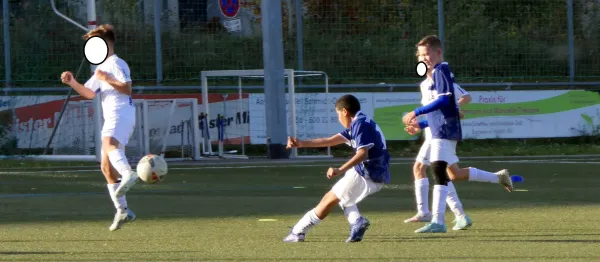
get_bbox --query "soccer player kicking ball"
[60,24,139,231]
[283,94,390,242]
[402,35,513,233]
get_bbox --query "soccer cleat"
[496,169,514,192]
[404,213,432,223]
[115,171,139,197]
[109,209,136,231]
[452,215,473,230]
[346,216,371,242]
[283,230,305,242]
[415,222,447,233]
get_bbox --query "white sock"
[414,178,430,215]
[468,168,499,183]
[107,183,127,212]
[292,209,321,234]
[445,182,465,218]
[107,149,133,177]
[431,185,448,225]
[343,205,361,224]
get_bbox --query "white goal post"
[200,69,333,159]
[0,98,202,162]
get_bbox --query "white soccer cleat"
[109,209,136,231]
[496,169,513,192]
[115,171,139,197]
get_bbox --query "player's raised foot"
[109,209,136,231]
[452,215,473,230]
[346,216,371,243]
[415,223,446,233]
[404,213,432,223]
[496,169,514,192]
[115,171,139,197]
[283,230,305,242]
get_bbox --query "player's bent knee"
[431,161,449,185]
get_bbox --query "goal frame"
[200,69,333,159]
[0,98,202,162]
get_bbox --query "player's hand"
[287,136,300,149]
[404,125,420,136]
[95,69,111,82]
[326,167,343,179]
[402,111,416,125]
[60,71,74,86]
[459,110,465,119]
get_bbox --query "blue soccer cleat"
[346,216,371,242]
[415,222,447,233]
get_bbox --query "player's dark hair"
[83,24,116,43]
[335,94,361,116]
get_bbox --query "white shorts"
[101,118,135,146]
[331,168,384,208]
[428,138,459,165]
[415,140,432,165]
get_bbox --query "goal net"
[200,69,333,159]
[0,97,202,162]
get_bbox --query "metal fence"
[1,0,600,88]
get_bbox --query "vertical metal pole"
[87,0,102,162]
[154,0,163,85]
[567,0,575,82]
[262,0,288,159]
[295,0,303,71]
[3,0,11,89]
[437,0,445,51]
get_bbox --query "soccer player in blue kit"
[283,94,390,242]
[401,35,513,233]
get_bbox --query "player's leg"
[102,119,138,197]
[415,139,455,233]
[442,163,472,230]
[284,190,339,242]
[447,164,513,192]
[404,160,432,223]
[102,149,136,231]
[337,170,383,242]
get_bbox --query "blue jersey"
[416,62,462,141]
[339,111,391,183]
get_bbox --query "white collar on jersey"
[351,111,365,122]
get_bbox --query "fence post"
[3,0,11,90]
[567,0,575,83]
[437,0,445,51]
[296,0,303,71]
[154,0,163,86]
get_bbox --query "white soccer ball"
[136,154,168,184]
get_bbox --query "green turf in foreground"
[1,160,600,261]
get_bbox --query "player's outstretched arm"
[61,71,96,99]
[287,134,346,149]
[95,70,132,95]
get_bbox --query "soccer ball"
[136,154,168,184]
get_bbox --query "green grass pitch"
[1,157,600,261]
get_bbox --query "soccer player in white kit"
[60,24,139,231]
[403,35,513,233]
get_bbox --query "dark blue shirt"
[339,111,391,183]
[415,62,462,141]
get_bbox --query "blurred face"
[336,108,352,128]
[417,45,442,74]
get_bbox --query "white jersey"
[84,54,135,121]
[418,77,468,141]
